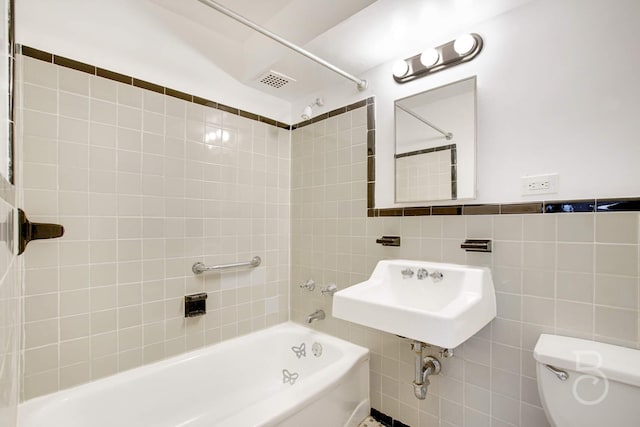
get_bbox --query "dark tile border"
[134,78,164,95]
[365,198,640,217]
[503,202,544,215]
[17,45,290,130]
[597,198,640,212]
[54,55,95,75]
[394,143,456,159]
[291,96,375,130]
[20,45,50,62]
[464,204,500,215]
[22,44,640,218]
[544,200,595,213]
[366,97,376,210]
[370,408,410,427]
[97,67,132,85]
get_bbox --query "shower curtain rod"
[196,0,368,91]
[396,104,453,140]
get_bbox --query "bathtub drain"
[312,342,323,357]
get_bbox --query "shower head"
[301,106,313,121]
[301,97,324,120]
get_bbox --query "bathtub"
[18,322,370,427]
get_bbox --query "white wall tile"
[59,67,89,95]
[23,83,57,113]
[90,76,117,102]
[59,117,89,144]
[20,57,289,400]
[60,92,89,120]
[595,244,638,276]
[23,56,58,87]
[90,123,116,148]
[90,99,117,125]
[596,213,639,244]
[557,214,594,242]
[595,306,638,342]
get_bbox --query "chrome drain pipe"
[411,341,442,400]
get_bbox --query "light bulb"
[453,34,476,55]
[419,48,439,67]
[392,60,409,78]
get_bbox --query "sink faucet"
[307,309,325,323]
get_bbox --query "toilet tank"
[534,334,640,427]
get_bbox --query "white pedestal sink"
[332,260,496,348]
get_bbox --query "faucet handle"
[321,283,338,296]
[299,279,315,291]
[416,268,429,280]
[429,271,444,282]
[401,268,414,279]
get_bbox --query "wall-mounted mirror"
[394,76,476,203]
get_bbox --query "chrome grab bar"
[544,364,569,381]
[192,256,261,274]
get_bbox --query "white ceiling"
[150,0,537,102]
[151,0,295,42]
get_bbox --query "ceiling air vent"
[257,70,296,89]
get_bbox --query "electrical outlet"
[521,173,558,195]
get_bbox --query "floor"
[358,416,385,427]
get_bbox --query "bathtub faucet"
[307,309,325,323]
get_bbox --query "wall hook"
[18,209,64,255]
[460,239,492,252]
[376,236,401,247]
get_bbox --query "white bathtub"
[18,322,370,427]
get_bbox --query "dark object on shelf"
[185,293,208,317]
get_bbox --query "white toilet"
[534,334,640,426]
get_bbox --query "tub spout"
[307,309,325,323]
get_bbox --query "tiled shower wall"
[19,54,290,400]
[291,112,640,427]
[0,200,19,426]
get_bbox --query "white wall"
[15,0,293,123]
[294,0,640,207]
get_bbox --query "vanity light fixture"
[393,33,483,84]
